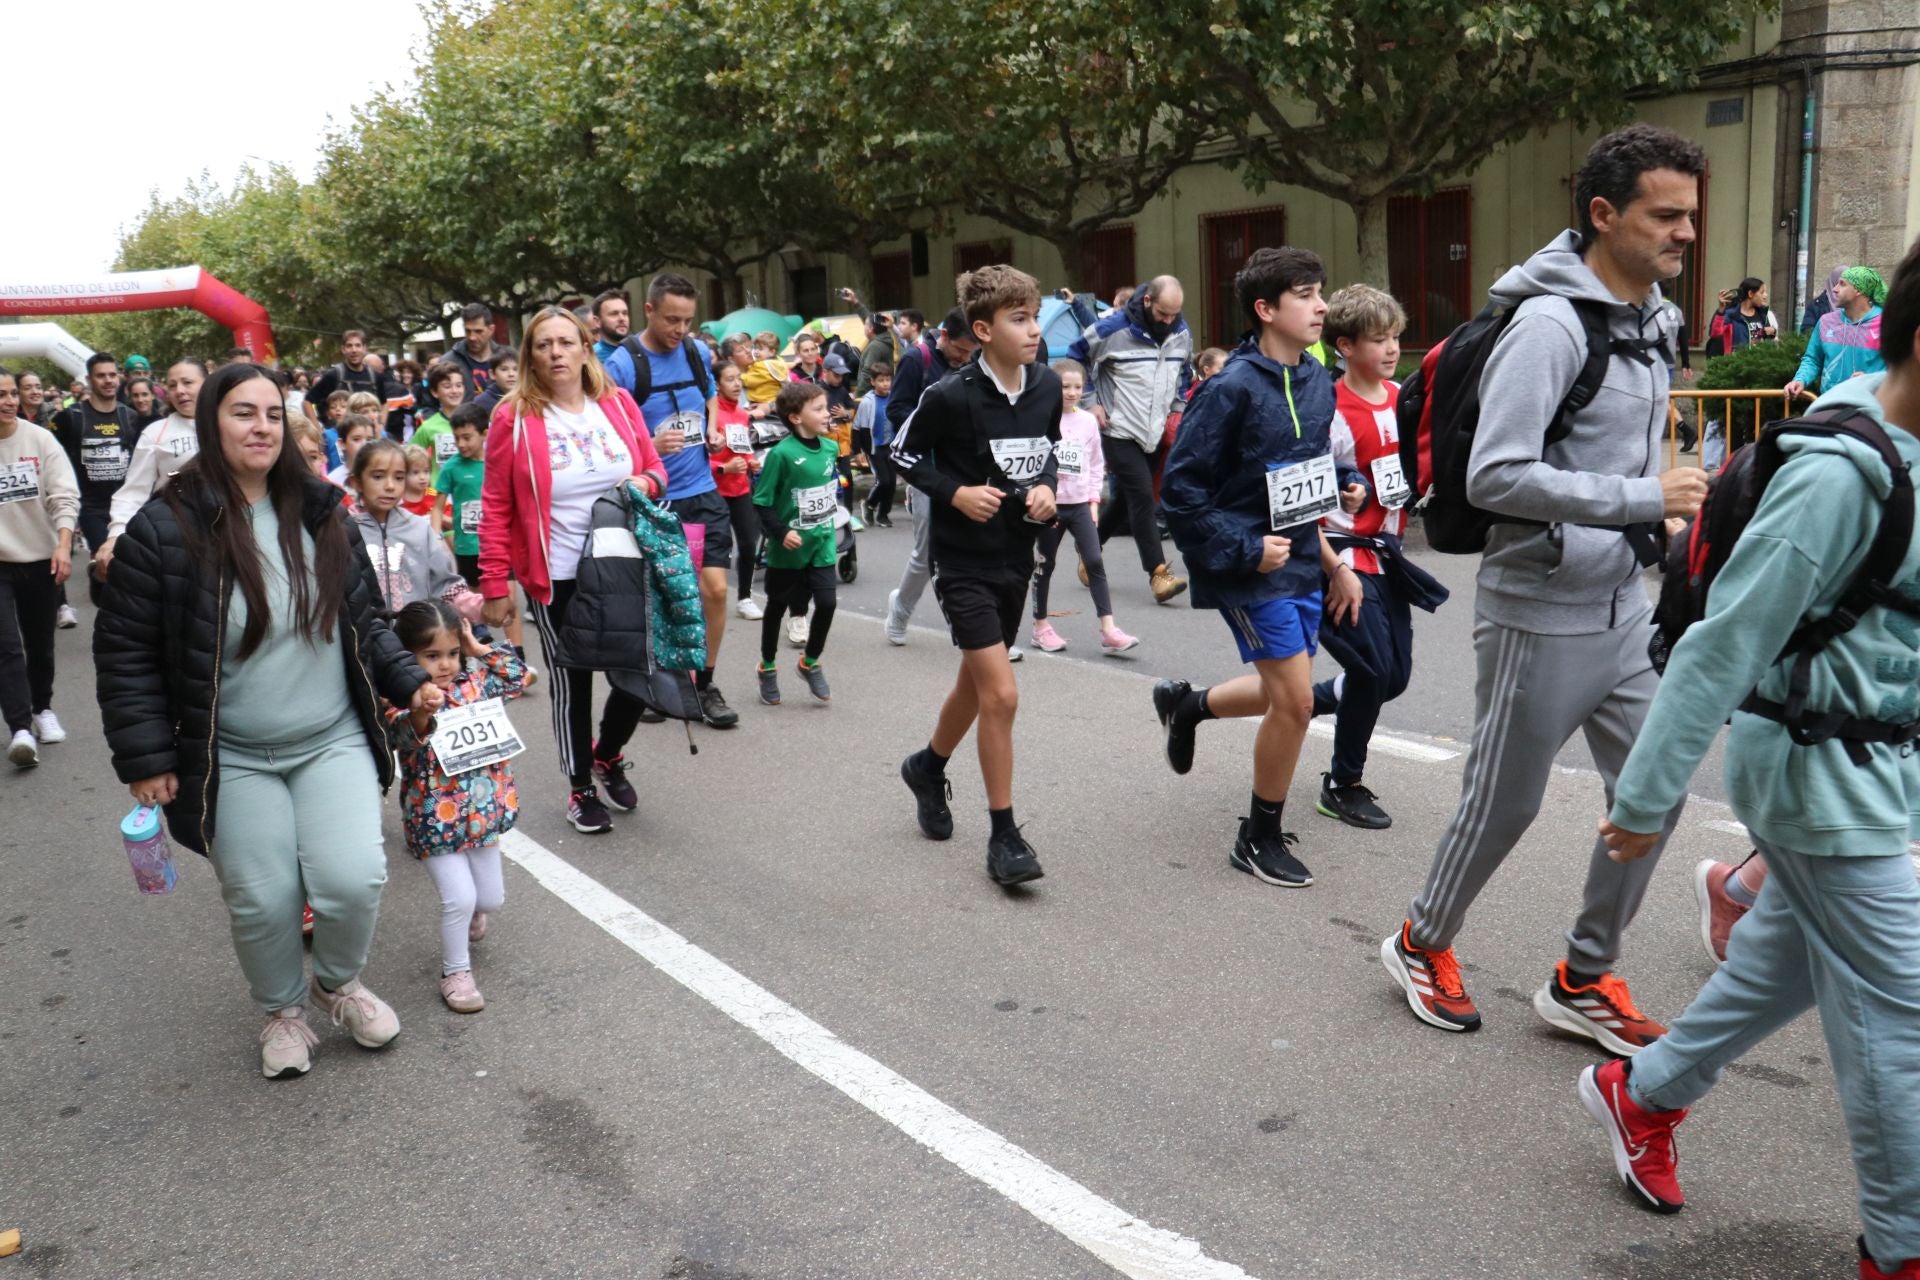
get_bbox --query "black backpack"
[1650,408,1920,764]
[621,334,712,405]
[1397,297,1667,555]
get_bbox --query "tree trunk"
[844,233,876,308]
[1051,232,1091,294]
[1350,195,1391,289]
[722,273,745,313]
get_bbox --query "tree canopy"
[69,0,1768,365]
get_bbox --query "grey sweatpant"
[1407,612,1685,974]
[890,486,934,623]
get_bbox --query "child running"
[347,439,478,616]
[1311,284,1446,830]
[387,600,526,1013]
[892,264,1061,887]
[1153,246,1364,888]
[751,382,839,705]
[1029,360,1137,655]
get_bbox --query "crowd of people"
[4,120,1919,1279]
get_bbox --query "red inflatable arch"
[0,267,276,362]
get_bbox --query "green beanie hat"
[1842,266,1887,306]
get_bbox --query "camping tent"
[1040,296,1112,361]
[701,307,803,346]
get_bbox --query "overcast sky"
[2,0,430,278]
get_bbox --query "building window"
[789,265,829,321]
[872,251,913,309]
[954,239,1013,276]
[1082,225,1137,306]
[1388,187,1473,348]
[1202,206,1287,347]
[707,277,727,321]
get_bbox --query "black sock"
[1249,793,1282,839]
[1564,966,1606,990]
[989,806,1016,836]
[913,745,949,776]
[1175,686,1215,726]
[697,666,714,690]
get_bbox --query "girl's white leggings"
[422,844,505,976]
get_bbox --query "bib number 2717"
[1265,454,1337,531]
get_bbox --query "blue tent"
[1040,296,1110,361]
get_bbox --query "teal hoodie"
[1611,373,1920,855]
[1791,303,1884,392]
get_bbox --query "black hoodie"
[889,359,1063,573]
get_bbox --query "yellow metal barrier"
[1664,387,1814,469]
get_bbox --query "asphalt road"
[0,514,1863,1280]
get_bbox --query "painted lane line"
[498,830,1259,1280]
[1702,818,1920,873]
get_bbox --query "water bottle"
[121,806,177,896]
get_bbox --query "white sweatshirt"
[108,414,200,539]
[0,421,80,562]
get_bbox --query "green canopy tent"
[701,306,804,345]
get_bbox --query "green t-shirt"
[752,433,838,570]
[410,413,459,470]
[435,453,487,556]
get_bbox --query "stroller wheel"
[839,553,858,584]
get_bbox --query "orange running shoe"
[1381,920,1481,1032]
[1535,961,1667,1057]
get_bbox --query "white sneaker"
[31,710,66,744]
[7,729,37,768]
[309,976,400,1049]
[55,604,78,630]
[736,596,765,621]
[885,589,908,646]
[1008,644,1025,663]
[259,1007,319,1079]
[787,615,809,648]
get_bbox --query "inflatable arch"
[0,322,95,380]
[0,267,275,362]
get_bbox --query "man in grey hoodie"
[1381,125,1711,1053]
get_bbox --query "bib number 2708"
[1265,455,1337,531]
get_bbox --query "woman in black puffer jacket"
[95,363,443,1081]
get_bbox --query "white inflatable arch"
[0,322,95,379]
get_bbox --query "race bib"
[657,411,703,442]
[434,432,458,463]
[989,437,1052,484]
[458,500,483,534]
[1056,443,1086,477]
[1265,454,1338,531]
[793,482,837,530]
[724,422,754,454]
[1370,453,1411,510]
[0,461,40,505]
[82,442,129,484]
[430,698,525,777]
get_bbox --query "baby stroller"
[835,504,858,583]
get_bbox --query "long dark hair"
[393,599,462,652]
[1733,277,1766,309]
[168,362,353,660]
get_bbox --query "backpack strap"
[1547,300,1668,444]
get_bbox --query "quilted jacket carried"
[93,469,430,856]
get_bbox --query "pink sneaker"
[1030,621,1067,652]
[1693,859,1750,964]
[468,911,489,943]
[440,970,485,1014]
[1100,626,1139,655]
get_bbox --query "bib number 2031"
[1265,454,1338,531]
[430,698,526,776]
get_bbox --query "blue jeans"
[1629,838,1920,1269]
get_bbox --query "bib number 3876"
[430,698,525,776]
[1265,454,1338,531]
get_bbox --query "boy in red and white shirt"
[1313,284,1446,831]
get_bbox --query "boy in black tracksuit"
[892,264,1062,887]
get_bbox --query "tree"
[1188,0,1768,285]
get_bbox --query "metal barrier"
[1664,387,1813,469]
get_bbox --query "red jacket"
[479,388,667,604]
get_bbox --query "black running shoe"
[1152,678,1197,775]
[900,754,954,840]
[987,826,1045,886]
[1229,819,1313,887]
[699,684,740,728]
[568,787,613,834]
[592,752,638,812]
[1316,774,1391,829]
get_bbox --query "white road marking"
[499,830,1259,1280]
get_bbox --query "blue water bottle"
[121,806,177,896]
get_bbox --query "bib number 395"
[430,698,525,776]
[1265,454,1338,531]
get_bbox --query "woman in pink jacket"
[479,307,666,835]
